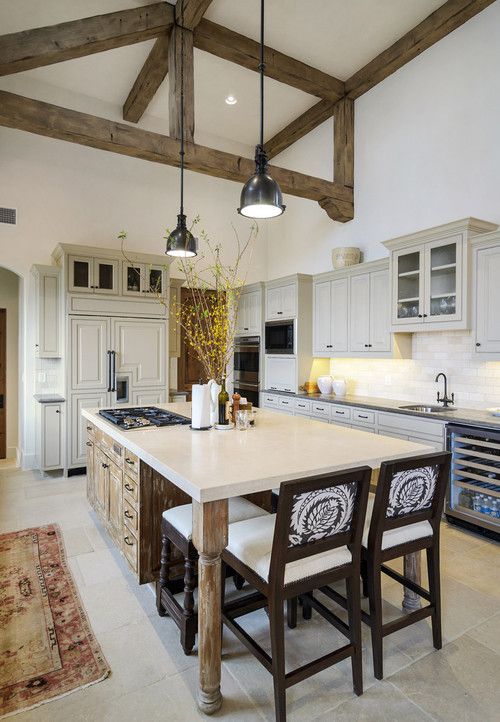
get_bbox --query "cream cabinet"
[265,356,297,393]
[169,279,183,357]
[266,281,297,320]
[349,269,391,353]
[122,262,165,297]
[473,233,500,356]
[236,285,262,335]
[384,218,497,332]
[32,265,61,358]
[68,255,119,295]
[313,278,348,355]
[36,402,63,471]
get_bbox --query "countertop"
[261,390,500,430]
[82,402,433,503]
[33,394,66,403]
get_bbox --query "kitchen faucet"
[435,372,454,408]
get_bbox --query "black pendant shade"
[166,0,198,258]
[238,0,285,219]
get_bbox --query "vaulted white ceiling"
[0,0,445,151]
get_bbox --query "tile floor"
[1,463,500,721]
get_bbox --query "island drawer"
[123,450,139,482]
[293,399,312,415]
[123,530,138,572]
[123,476,139,506]
[98,430,124,465]
[85,422,96,438]
[352,408,376,426]
[330,405,352,423]
[123,498,139,534]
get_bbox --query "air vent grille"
[0,207,16,225]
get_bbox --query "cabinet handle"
[423,314,428,318]
[335,411,345,415]
[326,344,333,348]
[124,510,133,519]
[55,409,60,413]
[476,342,481,347]
[298,404,305,408]
[358,414,369,419]
[86,441,93,447]
[364,344,369,348]
[418,314,423,318]
[244,327,249,331]
[86,426,92,431]
[102,463,109,469]
[125,458,135,465]
[277,311,283,315]
[123,536,134,546]
[124,483,134,492]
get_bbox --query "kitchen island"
[82,402,433,715]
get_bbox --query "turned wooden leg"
[181,553,197,655]
[402,551,422,612]
[192,499,229,715]
[156,532,171,617]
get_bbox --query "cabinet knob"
[476,342,481,347]
[423,313,428,318]
[102,462,109,469]
[124,483,134,492]
[125,458,134,465]
[277,311,283,315]
[364,344,369,348]
[86,441,93,447]
[418,314,423,318]
[123,536,134,547]
[124,510,133,519]
[55,409,60,413]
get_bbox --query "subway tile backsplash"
[329,331,500,409]
[35,357,63,395]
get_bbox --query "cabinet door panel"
[71,392,109,467]
[245,290,261,334]
[43,404,62,469]
[112,319,166,388]
[424,237,462,322]
[280,283,297,318]
[94,448,108,517]
[266,287,282,320]
[331,278,349,353]
[476,246,500,353]
[313,281,331,354]
[37,270,61,358]
[265,356,296,393]
[392,247,424,325]
[107,460,123,542]
[94,258,119,295]
[86,437,95,505]
[71,317,110,391]
[132,388,168,405]
[236,293,248,334]
[68,256,93,293]
[369,269,391,352]
[349,274,370,352]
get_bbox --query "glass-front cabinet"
[122,263,165,296]
[68,255,119,295]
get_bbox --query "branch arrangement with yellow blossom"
[118,218,257,384]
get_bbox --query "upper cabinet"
[313,260,409,359]
[123,262,165,297]
[266,278,298,320]
[384,218,497,333]
[32,265,61,358]
[472,231,500,357]
[236,284,263,336]
[68,255,119,295]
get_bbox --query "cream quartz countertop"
[82,402,434,503]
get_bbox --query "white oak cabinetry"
[383,218,497,333]
[35,402,63,471]
[32,265,62,358]
[472,231,500,357]
[236,283,263,335]
[313,260,410,359]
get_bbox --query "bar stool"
[222,466,371,722]
[321,451,450,680]
[156,497,269,655]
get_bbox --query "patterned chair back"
[367,451,451,551]
[269,466,371,588]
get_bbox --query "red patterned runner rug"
[0,524,110,718]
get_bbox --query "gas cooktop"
[99,406,191,430]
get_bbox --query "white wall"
[0,268,20,458]
[267,2,500,279]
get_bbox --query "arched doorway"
[0,266,20,463]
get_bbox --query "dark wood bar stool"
[322,451,450,680]
[156,497,269,655]
[221,466,371,722]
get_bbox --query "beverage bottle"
[218,377,229,425]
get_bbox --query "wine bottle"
[218,377,229,425]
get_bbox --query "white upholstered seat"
[163,497,269,541]
[362,495,433,550]
[226,514,351,585]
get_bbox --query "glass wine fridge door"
[446,424,500,536]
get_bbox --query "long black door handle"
[107,350,112,392]
[0,394,3,409]
[111,351,116,392]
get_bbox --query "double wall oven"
[233,336,260,407]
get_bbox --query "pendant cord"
[180,0,185,217]
[259,0,265,149]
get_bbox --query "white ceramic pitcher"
[209,379,221,426]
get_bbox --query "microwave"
[265,320,295,354]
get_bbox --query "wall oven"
[265,320,294,354]
[233,335,260,407]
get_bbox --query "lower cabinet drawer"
[311,402,331,419]
[352,408,376,426]
[123,450,139,482]
[98,430,124,465]
[122,530,138,572]
[330,405,351,423]
[293,399,311,415]
[278,397,293,411]
[123,498,139,534]
[262,394,279,407]
[123,476,139,505]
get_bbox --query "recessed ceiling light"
[225,95,237,105]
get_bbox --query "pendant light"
[166,0,197,257]
[238,0,285,219]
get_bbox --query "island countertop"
[82,402,433,503]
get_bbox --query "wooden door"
[331,278,349,353]
[93,258,119,295]
[107,460,123,542]
[392,246,425,325]
[68,255,93,293]
[235,293,248,335]
[0,309,5,459]
[476,245,500,353]
[313,281,331,354]
[280,283,297,318]
[266,286,282,320]
[424,236,462,323]
[94,447,108,517]
[177,288,209,397]
[369,269,391,352]
[42,404,62,469]
[246,290,262,334]
[112,318,166,388]
[349,273,370,352]
[86,436,95,506]
[71,316,110,391]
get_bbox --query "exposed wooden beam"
[345,0,496,99]
[178,1,215,31]
[193,19,345,102]
[333,98,354,189]
[0,90,353,222]
[264,99,336,160]
[168,26,195,142]
[0,3,173,77]
[123,35,170,123]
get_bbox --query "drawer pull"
[102,462,109,469]
[124,536,134,546]
[335,411,345,415]
[86,426,92,431]
[124,483,134,492]
[298,404,305,408]
[358,414,369,419]
[86,441,93,447]
[124,510,134,519]
[125,458,135,465]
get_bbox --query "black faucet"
[435,372,454,408]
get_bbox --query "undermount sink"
[399,404,456,413]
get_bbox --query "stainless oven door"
[234,337,260,385]
[233,381,260,408]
